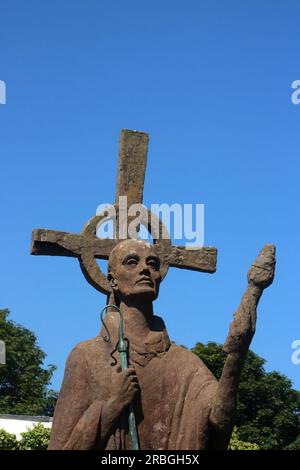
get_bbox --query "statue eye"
[126,257,138,265]
[148,259,159,270]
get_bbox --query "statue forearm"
[208,284,261,449]
[100,397,127,447]
[208,351,245,449]
[62,400,103,450]
[222,284,262,355]
[208,245,276,449]
[62,398,126,450]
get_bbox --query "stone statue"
[47,239,275,450]
[30,130,276,449]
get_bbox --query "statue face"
[108,240,161,302]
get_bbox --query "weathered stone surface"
[31,229,118,258]
[48,239,276,450]
[48,240,219,450]
[223,244,276,355]
[30,130,276,451]
[247,244,276,288]
[116,129,149,207]
[165,245,217,273]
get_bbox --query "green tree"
[0,428,18,450]
[41,389,58,417]
[18,423,51,450]
[0,309,57,416]
[284,434,300,450]
[192,342,300,450]
[0,424,51,450]
[228,427,259,450]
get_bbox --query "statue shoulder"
[66,336,105,365]
[169,343,217,378]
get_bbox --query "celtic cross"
[31,130,217,298]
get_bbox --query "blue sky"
[1,0,299,391]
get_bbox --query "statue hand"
[223,244,276,355]
[247,244,276,289]
[110,366,139,410]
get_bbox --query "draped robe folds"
[48,316,218,450]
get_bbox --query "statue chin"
[118,289,159,305]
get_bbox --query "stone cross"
[30,129,217,297]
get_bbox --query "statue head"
[107,239,161,304]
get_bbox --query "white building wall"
[0,416,52,441]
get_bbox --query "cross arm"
[116,129,149,207]
[30,229,117,259]
[160,245,217,273]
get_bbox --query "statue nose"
[139,262,150,274]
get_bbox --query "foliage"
[228,427,259,450]
[0,424,51,450]
[18,423,51,450]
[284,434,300,450]
[192,342,300,450]
[0,308,57,415]
[0,428,19,450]
[41,389,59,417]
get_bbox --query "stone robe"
[48,316,217,450]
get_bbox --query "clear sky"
[1,0,299,391]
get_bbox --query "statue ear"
[108,272,118,289]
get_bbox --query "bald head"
[108,239,157,272]
[107,239,161,303]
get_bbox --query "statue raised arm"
[208,244,276,449]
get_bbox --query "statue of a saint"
[48,239,275,450]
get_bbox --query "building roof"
[0,414,52,422]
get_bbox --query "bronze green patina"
[100,304,139,451]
